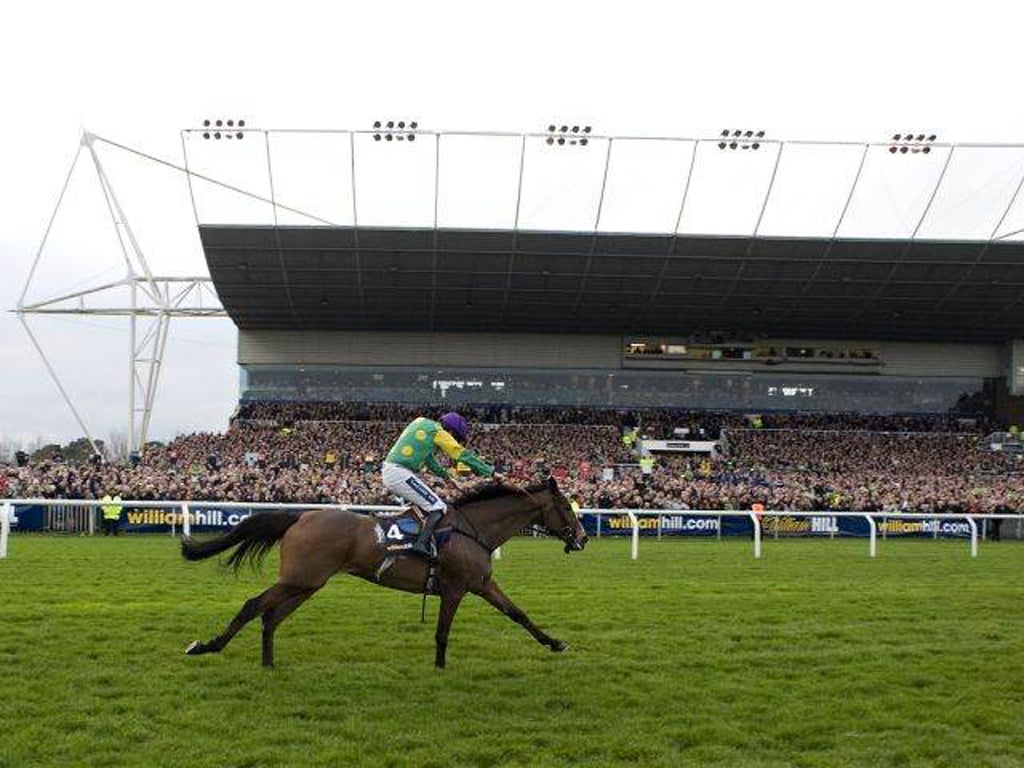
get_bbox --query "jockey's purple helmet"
[439,412,469,442]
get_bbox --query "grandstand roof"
[203,225,1024,343]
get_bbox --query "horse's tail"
[181,510,303,571]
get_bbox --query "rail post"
[750,512,762,559]
[626,511,639,560]
[0,503,16,559]
[864,514,877,558]
[181,501,191,538]
[966,516,978,558]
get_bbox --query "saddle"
[370,508,452,583]
[371,508,429,555]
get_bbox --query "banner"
[582,513,752,538]
[581,513,973,538]
[119,505,256,533]
[8,504,258,533]
[8,504,977,539]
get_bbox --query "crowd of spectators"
[2,402,1019,515]
[235,400,985,439]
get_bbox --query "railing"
[1,499,1019,561]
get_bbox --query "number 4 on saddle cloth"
[370,509,454,577]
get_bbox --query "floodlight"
[888,132,937,156]
[203,132,210,140]
[408,134,415,142]
[236,132,243,140]
[216,120,223,127]
[546,122,593,148]
[374,119,420,143]
[227,120,234,127]
[214,132,221,139]
[238,120,245,127]
[203,119,211,127]
[719,129,766,150]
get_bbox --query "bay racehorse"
[181,477,588,668]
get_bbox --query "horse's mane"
[452,480,549,508]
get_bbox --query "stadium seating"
[3,402,1021,513]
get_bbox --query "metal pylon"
[16,131,226,456]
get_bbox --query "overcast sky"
[3,0,1024,447]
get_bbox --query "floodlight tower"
[16,131,226,456]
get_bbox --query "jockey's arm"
[434,428,495,478]
[424,453,452,480]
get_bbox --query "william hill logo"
[763,516,838,534]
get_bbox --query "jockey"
[381,412,497,559]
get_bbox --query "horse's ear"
[547,475,558,492]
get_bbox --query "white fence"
[1,498,1020,561]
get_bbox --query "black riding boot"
[410,510,444,560]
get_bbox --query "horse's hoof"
[550,640,568,653]
[184,640,203,655]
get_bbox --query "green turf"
[1,534,1022,767]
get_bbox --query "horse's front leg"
[477,579,567,652]
[434,586,466,669]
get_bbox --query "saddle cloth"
[371,507,425,554]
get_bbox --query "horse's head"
[537,476,588,553]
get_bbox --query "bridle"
[450,481,581,553]
[510,483,582,551]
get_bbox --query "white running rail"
[0,499,1016,561]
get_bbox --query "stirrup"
[409,540,437,562]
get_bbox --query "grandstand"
[7,125,1024,527]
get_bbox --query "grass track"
[1,534,1023,767]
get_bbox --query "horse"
[181,477,588,668]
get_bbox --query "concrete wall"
[238,330,622,369]
[239,329,1004,379]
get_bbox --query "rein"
[449,481,546,554]
[448,509,494,553]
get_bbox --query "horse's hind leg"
[261,585,317,668]
[477,579,567,652]
[185,583,293,657]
